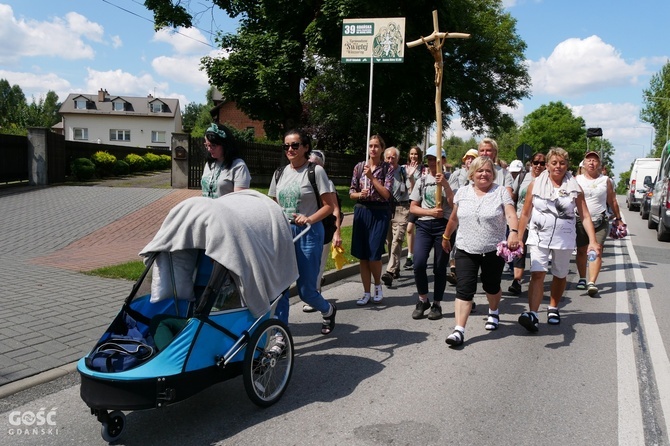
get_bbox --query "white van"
[627,157,661,211]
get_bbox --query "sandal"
[321,304,337,335]
[547,308,561,325]
[445,329,464,346]
[485,313,499,331]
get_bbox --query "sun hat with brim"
[461,148,479,162]
[584,151,600,159]
[425,145,446,159]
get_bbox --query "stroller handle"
[293,223,311,242]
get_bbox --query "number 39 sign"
[341,18,406,63]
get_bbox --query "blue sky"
[1,0,668,181]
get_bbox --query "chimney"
[98,88,106,102]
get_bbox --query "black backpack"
[274,162,343,244]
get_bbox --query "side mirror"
[644,175,653,187]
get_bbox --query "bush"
[159,154,171,169]
[113,159,130,176]
[143,153,162,171]
[70,158,96,181]
[124,153,146,172]
[91,151,117,177]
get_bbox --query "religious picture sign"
[341,18,406,63]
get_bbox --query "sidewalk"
[0,178,363,393]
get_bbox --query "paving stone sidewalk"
[0,184,199,387]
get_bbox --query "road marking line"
[622,235,670,441]
[614,242,644,445]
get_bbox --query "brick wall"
[216,102,266,138]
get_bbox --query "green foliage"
[616,170,631,195]
[124,153,147,172]
[70,158,96,181]
[113,159,130,176]
[91,151,117,177]
[640,61,670,154]
[150,0,531,151]
[159,154,172,169]
[0,79,28,132]
[143,152,162,171]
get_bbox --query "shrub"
[70,158,96,181]
[159,154,171,169]
[113,159,130,176]
[90,151,117,177]
[143,153,162,171]
[124,153,146,172]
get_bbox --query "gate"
[0,134,29,186]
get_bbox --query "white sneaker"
[356,293,371,306]
[373,285,383,303]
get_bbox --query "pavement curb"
[0,362,78,399]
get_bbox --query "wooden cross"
[407,10,469,208]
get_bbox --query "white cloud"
[152,55,209,87]
[153,26,212,55]
[0,69,72,101]
[528,35,646,96]
[85,68,169,98]
[111,35,122,49]
[0,5,104,63]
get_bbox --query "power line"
[100,0,217,48]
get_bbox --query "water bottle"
[587,249,597,262]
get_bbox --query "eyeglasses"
[282,142,301,151]
[532,161,546,166]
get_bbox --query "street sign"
[341,18,406,63]
[516,143,533,162]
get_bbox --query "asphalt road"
[1,196,669,446]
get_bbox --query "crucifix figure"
[407,10,469,207]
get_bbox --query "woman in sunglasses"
[201,123,251,198]
[268,129,338,335]
[508,152,546,295]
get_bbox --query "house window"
[151,131,166,143]
[73,128,88,140]
[75,99,87,110]
[110,129,131,142]
[151,102,165,113]
[112,101,124,111]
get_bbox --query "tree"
[25,91,61,128]
[0,79,28,134]
[640,61,670,156]
[519,101,616,172]
[145,0,530,152]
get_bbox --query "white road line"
[622,235,670,441]
[614,241,644,445]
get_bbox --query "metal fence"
[0,134,29,186]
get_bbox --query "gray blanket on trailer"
[140,190,298,318]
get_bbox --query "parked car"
[640,183,653,220]
[627,158,660,211]
[648,143,670,241]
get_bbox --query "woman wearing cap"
[441,156,519,347]
[403,146,425,270]
[201,123,251,197]
[269,129,338,335]
[409,146,454,321]
[508,152,546,295]
[349,134,394,305]
[575,151,625,296]
[517,147,599,332]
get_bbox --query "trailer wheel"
[243,319,293,407]
[101,410,125,443]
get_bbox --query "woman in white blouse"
[441,156,520,347]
